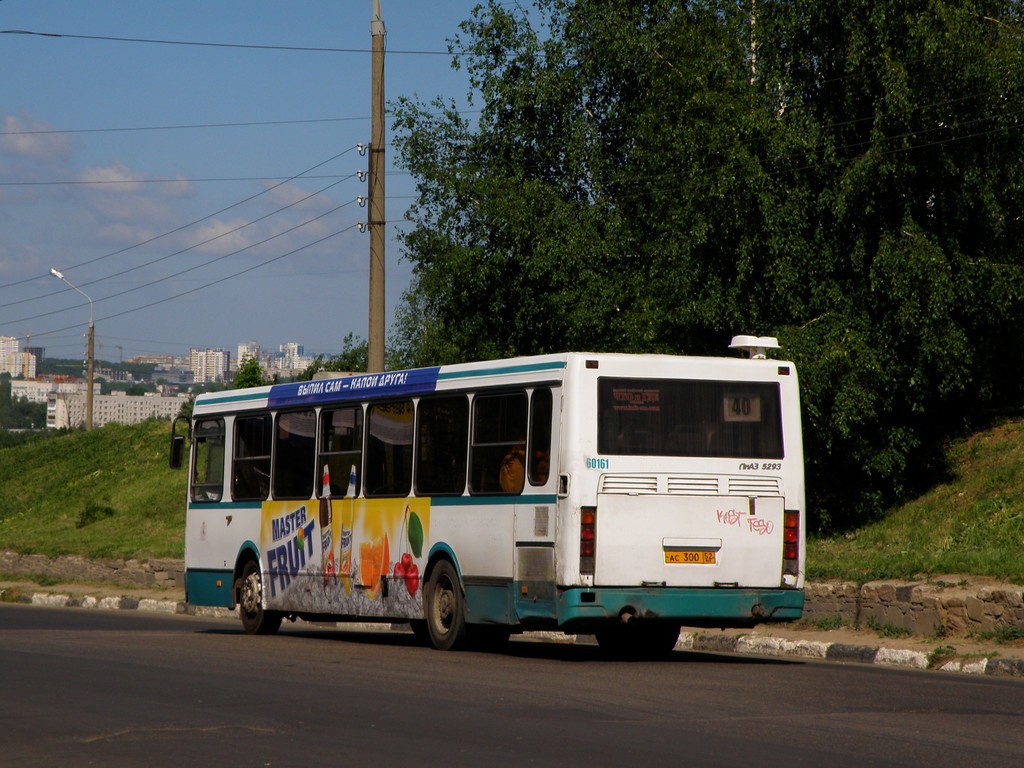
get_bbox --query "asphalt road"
[2,604,1023,768]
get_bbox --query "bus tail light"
[783,509,799,576]
[580,506,596,575]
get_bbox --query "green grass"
[0,419,186,559]
[973,625,1024,645]
[5,416,1024,582]
[808,419,1024,584]
[865,617,913,639]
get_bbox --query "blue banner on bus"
[267,367,442,408]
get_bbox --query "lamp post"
[49,268,94,431]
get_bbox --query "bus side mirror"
[169,435,184,469]
[169,415,189,470]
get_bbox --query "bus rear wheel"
[425,560,468,651]
[238,560,282,635]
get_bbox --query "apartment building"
[190,347,231,383]
[0,336,37,379]
[48,391,188,429]
[13,379,99,405]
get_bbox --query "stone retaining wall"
[0,551,184,591]
[3,550,1022,638]
[803,580,1024,637]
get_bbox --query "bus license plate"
[665,550,716,565]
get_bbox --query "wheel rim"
[241,570,262,615]
[432,575,455,635]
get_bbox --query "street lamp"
[49,268,94,431]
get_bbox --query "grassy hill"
[2,417,1023,584]
[0,420,186,560]
[808,419,1024,584]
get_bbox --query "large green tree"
[393,0,1024,530]
[758,1,1024,526]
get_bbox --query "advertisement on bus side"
[260,497,430,620]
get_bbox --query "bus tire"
[409,620,431,645]
[424,560,468,651]
[238,559,282,636]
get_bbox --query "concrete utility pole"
[367,0,386,373]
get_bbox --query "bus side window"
[319,406,364,497]
[470,392,528,495]
[415,395,468,496]
[233,414,272,501]
[365,401,414,497]
[273,410,316,500]
[528,389,552,485]
[191,418,225,502]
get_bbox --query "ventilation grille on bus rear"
[666,475,720,495]
[599,475,659,494]
[599,474,783,497]
[727,476,783,496]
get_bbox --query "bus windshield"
[597,378,784,459]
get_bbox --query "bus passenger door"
[514,502,557,621]
[514,386,559,622]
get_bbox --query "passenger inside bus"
[499,443,526,493]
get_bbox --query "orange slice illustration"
[359,533,391,597]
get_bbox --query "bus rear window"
[598,378,784,459]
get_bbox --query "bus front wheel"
[238,560,282,635]
[425,560,468,651]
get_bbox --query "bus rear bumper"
[557,586,804,633]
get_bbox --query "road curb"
[11,590,1023,678]
[680,630,1012,676]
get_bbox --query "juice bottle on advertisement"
[339,464,356,588]
[320,464,336,587]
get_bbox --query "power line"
[0,111,479,140]
[80,225,362,334]
[0,28,460,55]
[0,146,362,290]
[0,174,351,187]
[11,198,358,327]
[1,116,368,135]
[25,223,360,344]
[0,175,355,311]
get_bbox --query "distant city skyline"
[0,1,481,361]
[2,332,323,383]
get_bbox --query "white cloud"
[191,217,262,256]
[264,180,345,215]
[0,113,74,162]
[76,161,145,191]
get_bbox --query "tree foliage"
[0,376,47,430]
[393,0,1024,530]
[232,355,266,389]
[298,333,371,381]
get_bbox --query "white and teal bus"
[170,337,805,656]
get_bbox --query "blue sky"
[0,1,483,363]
